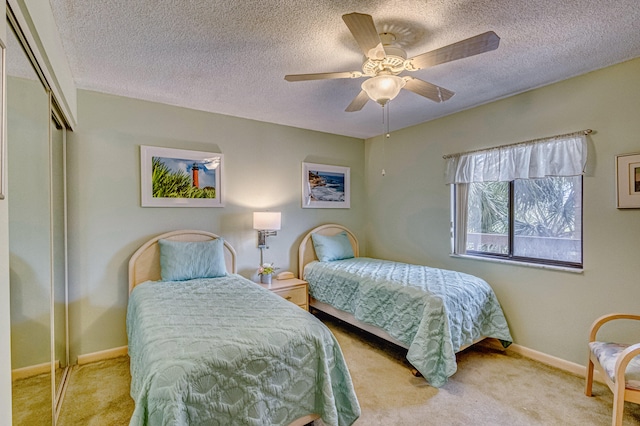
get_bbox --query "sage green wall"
[364,57,640,366]
[66,90,364,361]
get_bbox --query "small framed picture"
[616,152,640,209]
[140,145,223,207]
[302,162,350,208]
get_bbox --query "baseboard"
[508,343,604,383]
[48,343,605,385]
[77,346,128,365]
[13,347,129,379]
[12,361,53,381]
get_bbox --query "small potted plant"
[258,262,277,285]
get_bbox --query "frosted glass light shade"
[253,212,281,230]
[361,75,405,106]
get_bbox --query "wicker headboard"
[128,230,237,293]
[298,224,359,278]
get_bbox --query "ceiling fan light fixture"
[361,74,406,106]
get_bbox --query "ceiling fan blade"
[345,90,370,112]
[407,31,500,71]
[403,77,455,103]
[342,12,385,60]
[285,71,362,82]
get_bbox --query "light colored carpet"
[12,372,51,425]
[324,314,640,425]
[57,356,133,425]
[51,314,640,425]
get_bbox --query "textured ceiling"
[48,0,640,139]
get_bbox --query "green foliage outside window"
[464,176,581,265]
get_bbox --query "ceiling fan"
[285,12,500,112]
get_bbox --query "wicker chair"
[585,313,640,426]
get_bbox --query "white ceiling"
[48,0,640,139]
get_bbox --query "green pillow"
[158,238,227,281]
[311,231,355,262]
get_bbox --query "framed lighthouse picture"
[140,145,224,207]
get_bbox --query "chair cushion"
[590,341,640,390]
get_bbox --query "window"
[447,132,587,269]
[464,176,582,266]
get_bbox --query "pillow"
[158,238,227,281]
[311,231,355,262]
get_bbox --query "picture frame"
[140,145,223,207]
[302,162,350,208]
[616,152,640,209]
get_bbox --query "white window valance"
[445,132,587,184]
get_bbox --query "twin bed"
[127,230,360,426]
[299,224,512,388]
[127,225,512,425]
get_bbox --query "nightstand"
[260,278,309,311]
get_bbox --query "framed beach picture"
[302,162,350,208]
[616,152,640,209]
[140,145,223,207]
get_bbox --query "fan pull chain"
[381,103,390,176]
[381,134,386,176]
[386,102,391,139]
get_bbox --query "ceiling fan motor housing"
[362,45,407,76]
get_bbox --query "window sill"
[449,253,583,274]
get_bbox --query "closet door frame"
[50,103,69,421]
[0,24,4,201]
[0,8,9,426]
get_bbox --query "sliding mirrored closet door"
[7,10,69,425]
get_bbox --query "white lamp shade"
[253,212,281,230]
[361,75,406,106]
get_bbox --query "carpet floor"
[12,371,51,425]
[51,314,640,425]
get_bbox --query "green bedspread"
[304,258,513,388]
[127,275,360,426]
